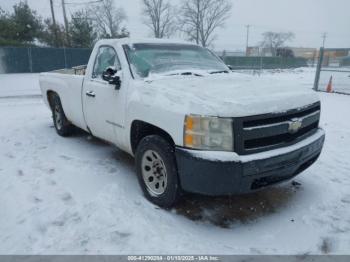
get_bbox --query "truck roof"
[95,38,196,47]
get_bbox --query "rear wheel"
[135,135,181,208]
[50,93,73,137]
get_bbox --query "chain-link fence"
[221,56,308,70]
[314,47,350,95]
[0,47,92,74]
[0,46,311,74]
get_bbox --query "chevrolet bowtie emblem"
[288,118,303,134]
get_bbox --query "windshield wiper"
[167,72,204,77]
[209,70,229,74]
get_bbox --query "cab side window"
[92,46,121,79]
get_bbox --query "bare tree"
[179,0,232,47]
[260,31,295,56]
[141,0,176,38]
[89,0,129,38]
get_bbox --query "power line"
[65,0,102,5]
[229,22,350,38]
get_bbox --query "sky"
[1,0,350,51]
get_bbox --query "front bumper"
[175,129,325,196]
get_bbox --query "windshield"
[123,43,229,78]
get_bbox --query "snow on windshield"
[124,43,228,78]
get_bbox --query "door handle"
[86,91,96,97]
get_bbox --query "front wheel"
[135,135,181,208]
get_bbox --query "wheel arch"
[46,90,71,125]
[46,90,57,110]
[130,120,175,155]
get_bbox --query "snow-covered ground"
[0,70,350,255]
[0,73,41,98]
[318,69,350,94]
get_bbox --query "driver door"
[83,45,123,143]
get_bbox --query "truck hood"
[136,72,319,117]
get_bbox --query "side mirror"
[102,66,121,90]
[227,65,233,70]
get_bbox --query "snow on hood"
[136,72,319,117]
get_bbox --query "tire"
[50,93,73,137]
[135,135,181,208]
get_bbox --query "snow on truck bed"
[0,70,350,254]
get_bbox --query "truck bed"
[39,69,87,131]
[52,65,87,76]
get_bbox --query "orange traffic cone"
[326,76,333,93]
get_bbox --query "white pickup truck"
[40,38,325,207]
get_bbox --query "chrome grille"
[233,102,321,155]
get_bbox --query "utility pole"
[245,25,250,56]
[322,32,327,48]
[49,0,58,47]
[50,0,57,27]
[61,0,70,46]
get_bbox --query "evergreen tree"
[11,1,43,44]
[0,8,19,45]
[69,10,97,48]
[40,18,66,47]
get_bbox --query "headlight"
[184,115,233,151]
